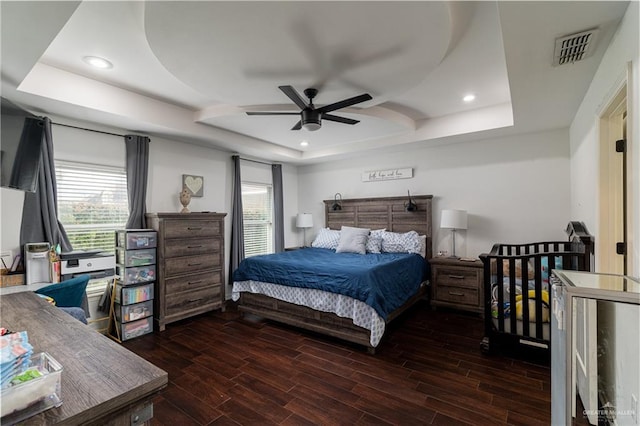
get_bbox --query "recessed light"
[463,94,476,102]
[83,56,113,69]
[300,141,309,147]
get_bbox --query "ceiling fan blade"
[246,112,300,115]
[291,120,302,130]
[322,114,359,125]
[279,85,308,110]
[317,93,372,114]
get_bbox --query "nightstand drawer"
[436,267,480,288]
[435,285,479,306]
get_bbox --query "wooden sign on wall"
[362,168,413,182]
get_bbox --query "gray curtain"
[20,117,72,252]
[272,164,284,253]
[229,155,245,283]
[124,135,150,229]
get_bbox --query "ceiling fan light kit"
[247,85,372,131]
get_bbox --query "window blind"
[55,160,129,253]
[241,182,273,257]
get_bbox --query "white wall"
[298,128,572,258]
[570,2,639,423]
[570,1,640,278]
[0,118,300,294]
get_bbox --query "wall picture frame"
[182,174,204,197]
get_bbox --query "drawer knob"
[188,298,203,303]
[448,275,465,280]
[188,245,203,249]
[188,263,202,267]
[187,227,202,231]
[188,280,203,285]
[448,291,465,296]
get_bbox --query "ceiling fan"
[246,85,372,131]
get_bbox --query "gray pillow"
[336,226,370,254]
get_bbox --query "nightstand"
[284,246,303,251]
[429,256,484,315]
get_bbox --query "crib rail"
[478,221,594,354]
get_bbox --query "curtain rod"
[52,122,126,138]
[238,156,274,166]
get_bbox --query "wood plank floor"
[123,301,564,425]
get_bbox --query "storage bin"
[0,352,62,418]
[115,300,153,323]
[114,317,153,341]
[116,230,157,250]
[116,264,156,285]
[114,282,154,305]
[116,248,156,267]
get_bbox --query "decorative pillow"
[311,228,341,250]
[381,230,422,254]
[370,229,386,238]
[365,229,386,254]
[365,235,383,253]
[418,235,427,258]
[336,226,370,254]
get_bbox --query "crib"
[479,221,594,354]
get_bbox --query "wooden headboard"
[322,195,433,259]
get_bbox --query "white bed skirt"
[232,280,386,347]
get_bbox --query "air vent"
[553,28,599,66]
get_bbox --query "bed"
[479,221,594,354]
[232,195,433,353]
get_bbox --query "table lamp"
[296,213,313,247]
[440,209,467,258]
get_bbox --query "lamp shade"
[440,209,468,230]
[296,213,313,228]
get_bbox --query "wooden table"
[0,292,167,425]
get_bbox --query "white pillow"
[311,228,341,250]
[336,226,370,254]
[381,230,422,254]
[419,235,427,258]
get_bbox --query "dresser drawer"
[164,220,220,239]
[435,267,480,289]
[165,270,221,295]
[165,254,219,276]
[435,285,479,306]
[165,286,221,316]
[164,237,220,258]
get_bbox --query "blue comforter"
[232,247,428,320]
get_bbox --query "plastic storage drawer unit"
[116,317,153,341]
[115,300,153,323]
[114,282,154,305]
[116,230,157,250]
[116,264,156,285]
[116,248,156,267]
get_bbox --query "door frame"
[597,75,627,275]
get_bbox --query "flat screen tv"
[1,97,45,192]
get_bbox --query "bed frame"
[479,221,594,355]
[237,194,433,353]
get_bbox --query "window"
[242,182,273,257]
[55,160,129,253]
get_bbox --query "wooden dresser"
[146,212,226,331]
[429,257,484,315]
